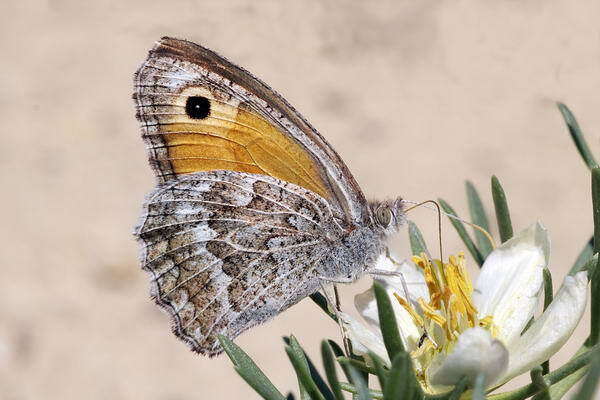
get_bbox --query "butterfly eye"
[375,206,392,227]
[186,96,211,119]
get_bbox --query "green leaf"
[384,352,415,400]
[337,357,377,375]
[472,373,486,400]
[522,316,535,335]
[373,282,405,360]
[591,168,600,347]
[557,102,598,170]
[219,335,285,400]
[593,168,600,255]
[347,364,372,400]
[339,383,383,399]
[321,341,344,400]
[574,348,600,400]
[529,366,550,400]
[285,336,326,400]
[327,340,352,381]
[544,366,588,399]
[368,351,389,393]
[285,337,335,400]
[408,220,428,256]
[541,268,553,375]
[310,292,339,323]
[439,198,485,266]
[466,181,493,258]
[491,175,513,243]
[570,237,594,275]
[448,376,469,400]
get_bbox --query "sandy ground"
[2,1,600,398]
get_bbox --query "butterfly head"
[370,198,405,235]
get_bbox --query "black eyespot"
[185,96,211,119]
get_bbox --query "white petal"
[339,313,389,363]
[474,222,549,345]
[430,327,509,388]
[370,253,430,301]
[356,255,425,351]
[496,271,588,385]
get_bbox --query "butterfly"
[133,37,404,356]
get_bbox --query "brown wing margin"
[139,37,370,225]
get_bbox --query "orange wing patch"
[153,87,329,198]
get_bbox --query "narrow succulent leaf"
[521,316,535,335]
[327,340,352,381]
[339,383,383,399]
[540,268,554,375]
[592,168,600,346]
[384,352,415,400]
[557,102,598,170]
[408,220,428,256]
[544,366,588,400]
[591,260,600,347]
[337,357,376,375]
[285,341,326,400]
[472,373,486,400]
[439,198,485,266]
[284,337,335,400]
[368,351,389,392]
[491,175,513,243]
[292,336,334,400]
[448,376,469,400]
[574,349,600,400]
[593,168,600,254]
[310,292,339,323]
[466,181,493,258]
[284,338,310,400]
[321,341,344,400]
[373,282,405,360]
[570,237,594,275]
[347,364,372,400]
[529,366,550,400]
[218,335,285,400]
[349,353,369,393]
[542,268,554,312]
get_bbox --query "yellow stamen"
[394,251,499,390]
[394,293,425,327]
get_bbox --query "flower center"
[395,252,497,387]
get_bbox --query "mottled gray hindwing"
[135,171,345,355]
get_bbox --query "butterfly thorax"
[319,226,387,282]
[318,197,405,283]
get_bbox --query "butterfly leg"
[318,280,353,356]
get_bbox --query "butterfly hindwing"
[136,171,346,355]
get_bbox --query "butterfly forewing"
[133,37,369,224]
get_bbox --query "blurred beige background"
[2,0,600,398]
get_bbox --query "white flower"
[342,223,588,394]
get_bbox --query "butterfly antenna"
[403,200,444,262]
[403,199,497,254]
